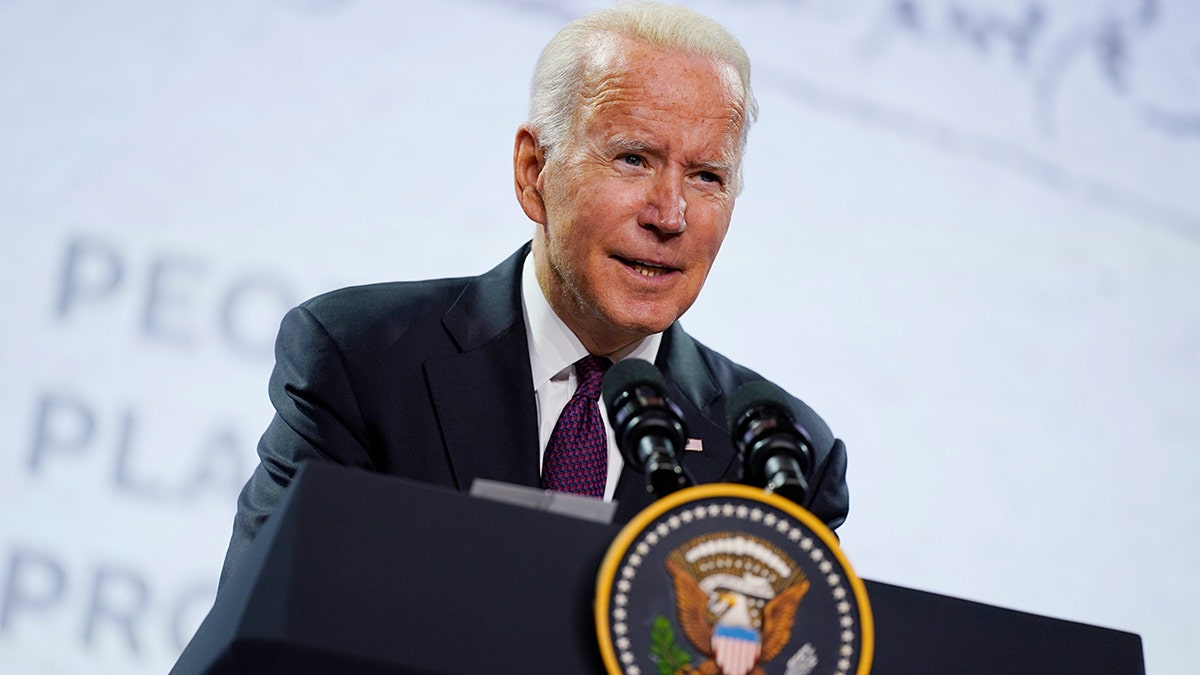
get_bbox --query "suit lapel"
[424,249,739,517]
[658,322,741,485]
[424,246,541,491]
[611,323,740,523]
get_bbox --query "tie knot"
[574,355,610,399]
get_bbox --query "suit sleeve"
[804,437,850,531]
[219,305,375,587]
[764,386,850,531]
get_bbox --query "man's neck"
[520,249,661,388]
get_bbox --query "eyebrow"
[692,158,736,177]
[606,136,654,155]
[605,135,736,176]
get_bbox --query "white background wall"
[2,1,1197,672]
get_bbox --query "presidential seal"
[595,484,872,675]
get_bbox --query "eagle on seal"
[665,556,810,675]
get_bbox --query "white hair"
[527,1,759,191]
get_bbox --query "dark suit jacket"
[220,244,849,585]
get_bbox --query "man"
[220,2,849,586]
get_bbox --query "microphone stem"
[637,437,689,496]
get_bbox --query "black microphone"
[726,381,813,505]
[602,359,691,498]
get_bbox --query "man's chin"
[603,312,677,345]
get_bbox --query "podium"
[173,463,1145,674]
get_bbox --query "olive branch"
[650,615,693,675]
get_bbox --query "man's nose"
[642,174,687,234]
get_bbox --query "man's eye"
[621,154,644,167]
[698,171,721,184]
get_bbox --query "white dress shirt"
[520,250,662,501]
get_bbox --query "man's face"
[525,41,744,356]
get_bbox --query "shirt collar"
[521,249,661,389]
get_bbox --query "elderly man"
[220,2,849,585]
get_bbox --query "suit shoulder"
[689,338,836,452]
[293,278,471,349]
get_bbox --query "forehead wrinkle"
[567,37,745,178]
[585,84,742,151]
[573,33,626,126]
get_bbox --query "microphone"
[726,381,813,505]
[602,359,691,498]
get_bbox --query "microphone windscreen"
[725,380,794,431]
[601,358,667,411]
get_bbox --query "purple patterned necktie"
[541,355,611,497]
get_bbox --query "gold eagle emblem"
[664,534,810,675]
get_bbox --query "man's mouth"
[618,256,676,278]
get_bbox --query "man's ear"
[513,125,548,225]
